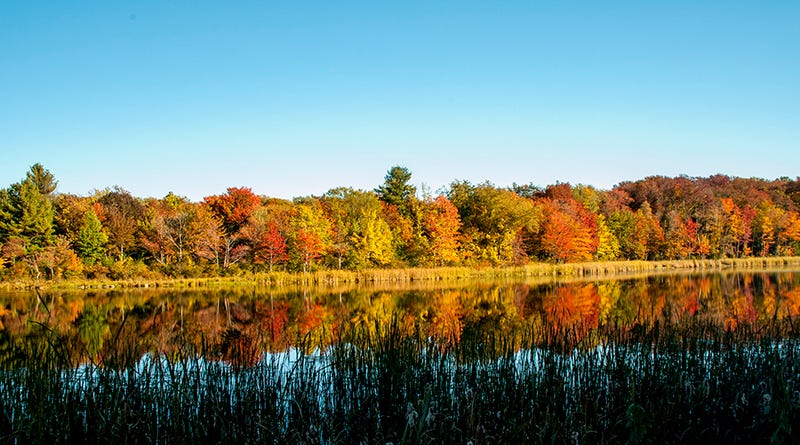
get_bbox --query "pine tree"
[0,178,55,248]
[26,163,58,197]
[76,209,108,265]
[375,166,416,212]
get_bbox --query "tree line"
[1,164,799,281]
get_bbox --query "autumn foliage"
[2,165,800,281]
[203,187,261,234]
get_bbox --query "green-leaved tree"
[26,163,58,197]
[375,166,416,213]
[76,209,108,265]
[0,178,55,249]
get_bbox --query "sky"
[2,1,798,201]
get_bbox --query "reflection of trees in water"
[425,290,463,348]
[2,271,800,364]
[76,304,108,357]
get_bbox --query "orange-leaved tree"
[204,187,261,235]
[422,195,462,266]
[203,187,262,269]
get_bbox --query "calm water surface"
[2,270,800,366]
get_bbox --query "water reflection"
[2,270,800,367]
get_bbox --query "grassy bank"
[3,256,800,291]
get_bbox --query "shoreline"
[3,256,800,291]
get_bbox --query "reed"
[2,314,799,444]
[11,256,800,291]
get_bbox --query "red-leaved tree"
[203,187,261,234]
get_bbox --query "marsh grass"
[2,316,799,444]
[9,256,800,291]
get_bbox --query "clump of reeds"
[1,315,799,444]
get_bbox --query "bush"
[107,258,157,281]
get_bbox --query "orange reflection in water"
[2,271,800,366]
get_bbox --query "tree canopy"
[2,164,799,281]
[375,166,416,211]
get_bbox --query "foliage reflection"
[2,271,800,368]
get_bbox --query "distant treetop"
[26,163,57,197]
[375,166,416,208]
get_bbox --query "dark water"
[2,270,800,366]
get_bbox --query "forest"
[1,164,800,282]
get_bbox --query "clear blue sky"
[2,1,798,201]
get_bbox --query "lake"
[3,269,800,362]
[2,269,800,443]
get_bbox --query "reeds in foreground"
[1,317,799,444]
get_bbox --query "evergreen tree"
[0,178,55,248]
[26,163,58,197]
[76,209,108,265]
[375,166,416,211]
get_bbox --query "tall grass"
[2,315,799,444]
[9,256,800,291]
